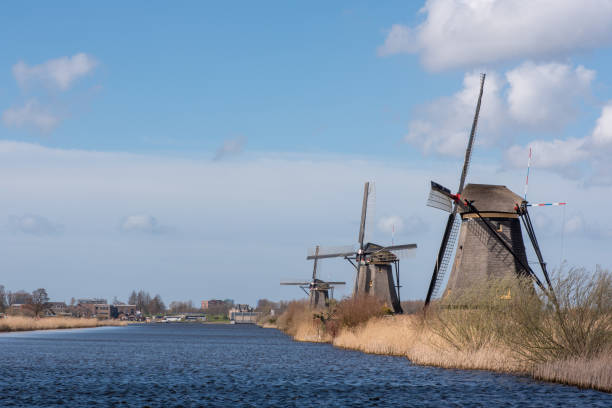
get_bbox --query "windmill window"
[497,223,503,232]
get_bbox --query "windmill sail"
[307,245,355,260]
[370,243,417,259]
[427,181,453,212]
[425,74,486,307]
[311,246,319,280]
[358,182,369,249]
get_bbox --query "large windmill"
[281,246,346,309]
[307,182,417,314]
[424,74,554,306]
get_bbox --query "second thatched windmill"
[308,183,417,313]
[281,246,346,309]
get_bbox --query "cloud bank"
[378,0,612,71]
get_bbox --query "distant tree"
[168,300,197,314]
[128,290,138,306]
[149,294,166,315]
[207,302,231,317]
[256,299,278,314]
[135,290,152,314]
[0,285,6,313]
[70,297,76,306]
[112,296,122,305]
[30,288,50,317]
[8,290,32,305]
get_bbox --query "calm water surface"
[0,324,610,407]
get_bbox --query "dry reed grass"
[0,316,126,332]
[275,267,612,392]
[532,352,612,392]
[333,315,525,373]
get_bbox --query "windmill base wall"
[309,290,329,309]
[444,217,528,298]
[354,264,402,313]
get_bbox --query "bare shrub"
[333,296,386,329]
[503,266,612,363]
[275,300,310,336]
[430,278,518,352]
[400,299,424,315]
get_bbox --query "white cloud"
[505,138,589,169]
[378,215,404,234]
[13,53,97,90]
[504,101,612,184]
[405,70,507,156]
[506,63,594,127]
[378,215,428,236]
[591,104,612,147]
[8,214,62,235]
[377,24,416,56]
[378,0,612,71]
[2,99,60,132]
[0,140,607,304]
[407,62,596,158]
[213,136,246,161]
[120,215,166,234]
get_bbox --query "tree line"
[0,285,50,317]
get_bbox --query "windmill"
[423,73,487,305]
[424,74,555,305]
[281,246,346,309]
[307,182,417,314]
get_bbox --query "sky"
[1,1,611,306]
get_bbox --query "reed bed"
[275,267,612,393]
[0,316,126,332]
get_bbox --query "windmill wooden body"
[441,183,530,296]
[308,183,417,313]
[424,74,555,305]
[281,246,345,309]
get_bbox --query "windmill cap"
[460,183,523,214]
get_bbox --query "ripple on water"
[0,324,610,407]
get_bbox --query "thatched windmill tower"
[438,183,529,296]
[281,246,345,309]
[424,74,554,305]
[308,183,417,313]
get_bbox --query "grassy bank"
[269,267,612,392]
[0,316,127,332]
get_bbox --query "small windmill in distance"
[281,246,345,309]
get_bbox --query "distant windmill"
[308,183,417,313]
[424,74,555,305]
[281,246,345,309]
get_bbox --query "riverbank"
[0,316,127,332]
[264,314,611,392]
[264,268,612,393]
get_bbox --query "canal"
[0,324,610,407]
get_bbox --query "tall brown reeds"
[0,316,126,332]
[274,267,612,392]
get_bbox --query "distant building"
[77,298,107,305]
[76,299,110,319]
[201,299,225,310]
[110,304,138,320]
[46,302,69,317]
[228,304,259,324]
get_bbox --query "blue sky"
[1,1,611,305]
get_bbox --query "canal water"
[0,324,610,407]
